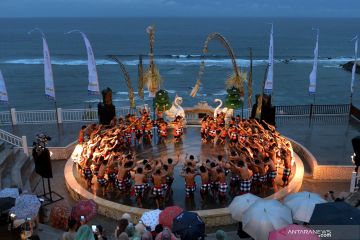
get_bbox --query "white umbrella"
[10,194,41,219]
[140,209,162,231]
[284,191,326,223]
[242,199,292,240]
[0,188,19,199]
[228,193,260,221]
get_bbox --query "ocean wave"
[213,90,227,96]
[2,57,353,67]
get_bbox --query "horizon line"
[1,16,360,19]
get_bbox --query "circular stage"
[65,126,305,226]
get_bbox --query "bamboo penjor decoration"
[190,32,246,98]
[144,25,162,97]
[138,55,144,100]
[107,55,136,108]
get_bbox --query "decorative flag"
[351,35,358,94]
[309,29,319,94]
[65,30,100,94]
[264,24,274,94]
[0,70,9,104]
[42,34,56,100]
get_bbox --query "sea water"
[0,17,359,111]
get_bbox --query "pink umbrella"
[159,206,183,229]
[71,199,97,222]
[269,224,320,240]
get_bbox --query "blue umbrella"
[309,201,360,225]
[172,211,205,240]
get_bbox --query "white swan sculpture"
[165,95,186,122]
[214,98,233,120]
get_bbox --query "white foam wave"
[213,90,227,96]
[2,57,353,67]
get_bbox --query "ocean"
[0,17,360,111]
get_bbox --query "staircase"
[0,141,38,193]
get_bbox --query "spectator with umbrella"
[284,191,326,223]
[71,199,97,223]
[172,211,205,240]
[159,206,183,229]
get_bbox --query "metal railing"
[0,128,28,156]
[276,104,350,116]
[0,104,353,126]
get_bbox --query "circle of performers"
[73,108,293,209]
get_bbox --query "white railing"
[62,109,98,122]
[234,108,252,119]
[0,111,12,125]
[16,109,57,124]
[0,128,28,156]
[0,104,351,126]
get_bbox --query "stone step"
[11,151,29,189]
[21,157,36,193]
[0,141,5,151]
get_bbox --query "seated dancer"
[281,148,292,187]
[199,165,210,200]
[124,126,133,145]
[229,160,253,195]
[83,157,93,189]
[184,154,199,170]
[134,122,143,145]
[152,169,168,209]
[97,156,108,196]
[216,167,228,204]
[173,117,183,143]
[115,157,134,195]
[200,116,208,143]
[110,116,117,127]
[161,156,180,196]
[143,119,153,144]
[180,167,198,198]
[207,161,219,197]
[252,159,267,196]
[264,156,278,193]
[217,126,228,145]
[207,120,217,143]
[78,125,87,144]
[106,153,118,191]
[228,125,238,146]
[157,120,168,142]
[133,167,147,208]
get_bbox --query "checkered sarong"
[152,186,163,198]
[83,167,93,180]
[218,182,228,194]
[267,170,277,181]
[97,177,108,187]
[282,168,291,181]
[134,184,145,197]
[115,179,126,191]
[200,183,210,193]
[185,184,196,195]
[240,177,252,193]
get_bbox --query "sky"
[1,0,360,18]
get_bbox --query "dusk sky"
[1,0,360,18]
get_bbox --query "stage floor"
[72,127,296,210]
